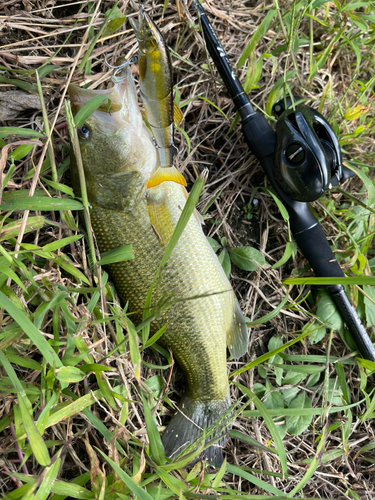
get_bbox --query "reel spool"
[272,98,353,202]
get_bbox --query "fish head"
[68,66,157,181]
[130,7,161,56]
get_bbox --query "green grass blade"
[0,265,27,292]
[0,127,45,138]
[55,256,91,285]
[35,458,61,500]
[78,3,121,71]
[230,328,312,377]
[73,95,111,128]
[5,484,33,499]
[11,473,94,499]
[142,325,167,350]
[247,293,289,326]
[262,187,289,222]
[176,125,191,155]
[45,390,102,429]
[226,463,284,496]
[212,456,227,488]
[345,162,375,206]
[0,291,61,367]
[36,392,58,433]
[154,466,188,495]
[270,363,325,374]
[265,70,296,116]
[237,8,276,68]
[97,448,154,500]
[0,197,83,211]
[158,442,205,472]
[43,235,83,252]
[48,473,91,500]
[234,383,287,479]
[126,316,141,382]
[0,349,33,398]
[0,350,51,466]
[0,216,45,242]
[142,170,207,341]
[142,394,165,465]
[97,245,134,265]
[10,144,34,160]
[244,398,364,417]
[196,96,228,120]
[229,430,277,454]
[308,28,345,82]
[287,423,328,497]
[4,353,42,371]
[159,170,207,270]
[42,178,76,197]
[0,75,38,93]
[272,241,296,269]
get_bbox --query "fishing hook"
[104,53,139,82]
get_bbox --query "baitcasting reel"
[272,97,354,202]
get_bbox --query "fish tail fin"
[162,395,231,467]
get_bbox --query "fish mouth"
[68,85,123,115]
[68,65,142,132]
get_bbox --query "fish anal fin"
[227,299,248,359]
[147,166,187,189]
[173,101,184,127]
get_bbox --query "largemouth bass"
[68,66,248,466]
[130,6,185,189]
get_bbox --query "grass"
[0,0,375,498]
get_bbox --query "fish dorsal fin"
[173,102,183,127]
[146,186,175,250]
[147,166,187,189]
[227,298,248,359]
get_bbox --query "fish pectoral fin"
[227,299,249,359]
[173,101,184,127]
[147,166,187,189]
[146,188,175,249]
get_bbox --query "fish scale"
[90,188,231,401]
[68,65,248,465]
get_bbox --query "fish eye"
[77,125,90,139]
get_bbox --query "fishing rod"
[192,1,375,363]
